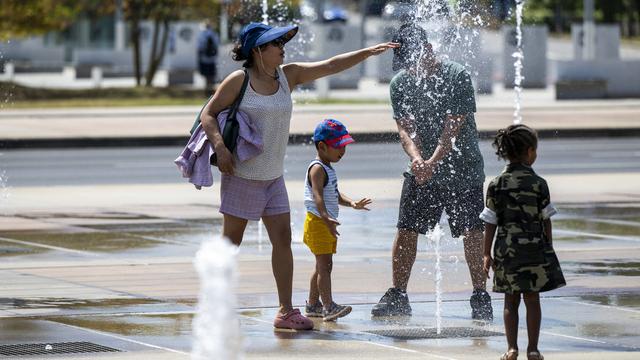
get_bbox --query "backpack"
[204,35,217,57]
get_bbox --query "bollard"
[4,62,14,82]
[91,66,103,88]
[316,77,330,99]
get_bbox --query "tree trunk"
[634,0,640,36]
[144,19,170,87]
[144,19,161,86]
[553,0,562,33]
[131,17,141,86]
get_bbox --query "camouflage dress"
[481,163,566,294]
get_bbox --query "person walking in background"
[198,21,397,330]
[303,119,371,322]
[371,23,493,321]
[482,124,565,360]
[197,22,220,96]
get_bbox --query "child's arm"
[482,223,497,278]
[544,219,553,245]
[540,180,557,246]
[338,192,371,210]
[309,164,340,237]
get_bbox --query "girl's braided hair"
[492,124,538,161]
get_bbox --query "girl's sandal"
[500,349,518,360]
[527,351,544,360]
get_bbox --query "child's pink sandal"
[274,309,314,330]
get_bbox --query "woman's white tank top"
[234,66,292,180]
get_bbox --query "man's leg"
[392,229,420,290]
[372,176,434,317]
[371,228,419,316]
[450,185,493,321]
[463,228,486,291]
[465,228,493,321]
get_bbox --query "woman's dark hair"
[492,124,538,161]
[232,42,255,68]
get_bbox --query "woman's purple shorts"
[220,174,290,221]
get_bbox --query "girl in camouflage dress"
[480,124,565,360]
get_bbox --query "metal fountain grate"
[0,341,121,357]
[365,327,503,340]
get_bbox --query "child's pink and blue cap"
[312,119,355,148]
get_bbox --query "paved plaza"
[1,140,640,358]
[1,66,640,358]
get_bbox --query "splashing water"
[0,170,9,214]
[257,219,264,252]
[429,223,445,335]
[261,0,269,25]
[273,0,288,24]
[512,0,526,124]
[192,237,241,360]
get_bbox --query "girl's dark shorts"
[397,174,485,237]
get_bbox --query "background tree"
[0,0,110,39]
[124,0,224,87]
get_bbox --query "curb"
[2,128,640,149]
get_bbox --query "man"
[197,22,220,96]
[371,23,493,321]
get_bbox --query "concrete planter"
[556,79,606,99]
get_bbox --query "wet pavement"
[0,198,639,359]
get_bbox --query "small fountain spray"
[191,237,241,360]
[261,0,269,25]
[430,223,444,335]
[257,219,264,252]
[0,170,9,215]
[513,0,526,124]
[273,0,288,24]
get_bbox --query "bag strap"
[228,69,249,119]
[189,69,249,135]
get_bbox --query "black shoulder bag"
[189,69,250,166]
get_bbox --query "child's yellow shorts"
[303,212,337,255]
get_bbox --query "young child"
[303,119,372,322]
[480,124,566,360]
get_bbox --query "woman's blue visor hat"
[239,22,298,57]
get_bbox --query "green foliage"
[0,0,105,39]
[228,0,300,27]
[517,0,640,33]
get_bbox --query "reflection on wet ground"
[4,299,633,356]
[568,261,640,276]
[50,313,194,337]
[0,298,162,311]
[578,293,640,309]
[2,201,639,258]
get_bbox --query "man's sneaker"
[305,301,323,317]
[322,302,352,322]
[470,289,493,321]
[371,287,412,316]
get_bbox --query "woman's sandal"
[500,349,519,360]
[527,351,544,360]
[273,308,314,330]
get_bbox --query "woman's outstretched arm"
[283,42,398,89]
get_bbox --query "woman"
[200,22,397,330]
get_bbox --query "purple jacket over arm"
[174,109,262,189]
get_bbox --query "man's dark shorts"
[397,173,484,237]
